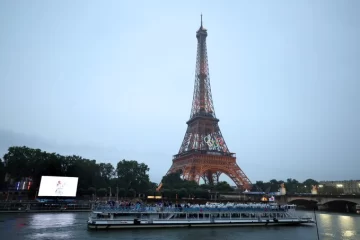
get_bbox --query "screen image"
[38,176,79,197]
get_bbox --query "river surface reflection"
[0,211,359,240]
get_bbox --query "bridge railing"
[281,194,360,198]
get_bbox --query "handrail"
[92,206,292,213]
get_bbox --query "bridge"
[276,194,360,212]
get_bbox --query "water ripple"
[0,211,358,240]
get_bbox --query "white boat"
[87,202,315,230]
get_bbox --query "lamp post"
[116,187,119,202]
[108,187,112,201]
[336,184,343,195]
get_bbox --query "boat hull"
[87,219,314,230]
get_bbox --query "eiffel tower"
[162,16,252,190]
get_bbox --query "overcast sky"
[0,0,359,184]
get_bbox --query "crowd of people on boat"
[94,200,294,212]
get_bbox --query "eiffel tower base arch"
[166,152,252,191]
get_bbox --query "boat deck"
[88,206,314,229]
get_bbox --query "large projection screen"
[38,176,79,197]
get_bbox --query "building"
[318,180,360,195]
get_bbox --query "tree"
[303,179,319,189]
[214,181,233,192]
[118,188,126,197]
[181,180,198,190]
[160,172,198,192]
[285,178,300,194]
[146,189,155,197]
[0,158,5,189]
[77,188,86,197]
[161,172,184,189]
[200,184,211,190]
[148,182,158,190]
[116,159,150,193]
[128,188,136,198]
[269,179,279,192]
[162,189,171,198]
[194,188,207,198]
[4,146,40,182]
[98,163,115,181]
[2,146,122,193]
[254,181,265,191]
[251,178,319,194]
[88,187,96,194]
[178,188,188,199]
[97,188,107,197]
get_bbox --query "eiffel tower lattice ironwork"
[161,16,252,190]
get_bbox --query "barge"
[87,203,315,230]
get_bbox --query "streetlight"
[108,187,112,201]
[116,187,119,202]
[336,184,343,195]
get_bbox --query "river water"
[0,211,358,240]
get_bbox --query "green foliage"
[88,187,96,194]
[77,188,86,196]
[148,182,158,191]
[199,182,233,192]
[215,181,234,192]
[0,158,5,188]
[97,188,107,197]
[284,178,300,193]
[4,146,69,188]
[200,184,211,190]
[159,173,235,199]
[2,146,152,195]
[161,172,184,189]
[128,188,136,198]
[194,188,207,198]
[303,179,318,188]
[252,178,319,194]
[2,146,325,198]
[162,189,171,198]
[118,188,126,197]
[178,188,188,198]
[146,189,155,196]
[116,159,150,193]
[99,163,115,181]
[161,172,199,190]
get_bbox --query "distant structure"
[279,183,286,195]
[318,180,360,195]
[161,16,252,190]
[311,185,318,195]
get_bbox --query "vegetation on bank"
[0,146,339,199]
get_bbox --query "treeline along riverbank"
[0,146,340,202]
